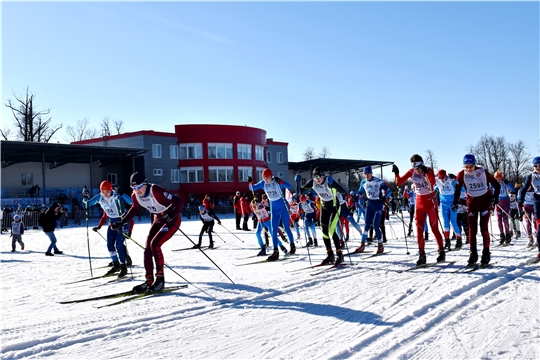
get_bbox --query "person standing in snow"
[38,202,64,256]
[435,169,462,250]
[11,214,25,252]
[518,156,540,257]
[453,154,500,266]
[393,154,445,265]
[240,193,252,231]
[233,191,243,230]
[112,172,183,293]
[300,194,318,247]
[248,168,296,260]
[354,166,392,254]
[84,180,133,278]
[301,166,347,265]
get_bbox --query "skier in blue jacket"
[248,168,295,261]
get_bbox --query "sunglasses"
[314,175,322,179]
[130,183,145,190]
[534,164,540,168]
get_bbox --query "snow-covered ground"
[1,212,539,359]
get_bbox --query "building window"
[21,173,33,186]
[237,144,252,160]
[277,152,284,164]
[180,167,204,183]
[152,144,162,159]
[209,166,234,182]
[278,172,284,178]
[107,173,118,186]
[255,146,264,161]
[266,151,272,163]
[170,145,179,159]
[179,143,203,159]
[171,169,180,183]
[153,169,163,176]
[238,167,253,182]
[256,167,265,182]
[208,143,233,159]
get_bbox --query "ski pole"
[162,220,235,284]
[394,197,410,255]
[120,231,217,299]
[219,223,246,244]
[84,201,93,277]
[302,219,312,265]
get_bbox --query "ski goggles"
[130,183,145,190]
[314,174,323,179]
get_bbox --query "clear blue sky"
[2,1,538,178]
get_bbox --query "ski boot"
[45,252,54,256]
[424,232,429,241]
[505,233,511,245]
[436,249,446,262]
[106,261,120,276]
[133,275,153,293]
[376,242,384,254]
[468,249,478,266]
[444,239,452,251]
[208,241,215,249]
[192,243,201,249]
[417,251,427,266]
[355,243,365,253]
[257,246,267,256]
[280,245,289,256]
[480,248,490,266]
[267,249,279,261]
[118,264,128,278]
[313,238,319,247]
[54,249,63,255]
[289,243,296,255]
[455,237,463,250]
[499,234,506,246]
[334,251,344,265]
[147,275,165,292]
[321,250,335,265]
[307,237,313,247]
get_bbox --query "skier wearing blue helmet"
[517,156,540,259]
[453,154,500,266]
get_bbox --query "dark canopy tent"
[288,158,394,174]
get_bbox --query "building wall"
[266,139,290,184]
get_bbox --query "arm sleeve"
[395,169,414,186]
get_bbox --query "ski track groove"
[326,260,540,360]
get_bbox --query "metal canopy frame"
[288,158,394,174]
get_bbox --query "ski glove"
[111,221,124,231]
[451,203,458,212]
[92,226,100,232]
[492,197,499,206]
[247,176,253,183]
[392,164,399,174]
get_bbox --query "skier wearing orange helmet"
[84,180,133,277]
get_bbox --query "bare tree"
[101,116,124,137]
[319,146,331,159]
[424,149,437,170]
[303,147,316,161]
[507,140,531,183]
[65,117,98,142]
[468,134,531,184]
[2,87,62,142]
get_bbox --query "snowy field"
[1,212,539,360]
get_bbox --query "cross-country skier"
[518,157,540,256]
[248,168,296,260]
[84,180,133,277]
[452,154,500,266]
[393,154,445,265]
[300,194,318,246]
[492,170,516,245]
[354,166,391,254]
[435,169,462,250]
[194,205,221,249]
[301,166,347,265]
[112,172,183,293]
